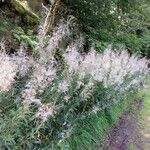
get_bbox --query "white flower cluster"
[80,79,94,101]
[0,51,18,92]
[58,80,69,93]
[31,32,149,121]
[0,20,149,122]
[22,21,71,107]
[0,42,33,92]
[64,44,149,89]
[35,103,55,121]
[63,38,84,72]
[22,61,56,106]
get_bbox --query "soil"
[99,99,149,150]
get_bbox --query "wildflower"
[64,43,149,90]
[45,21,71,58]
[80,79,94,101]
[22,20,72,107]
[0,52,17,92]
[58,80,69,93]
[0,44,33,92]
[22,62,56,106]
[63,43,81,72]
[64,95,70,102]
[35,103,55,121]
[92,106,99,114]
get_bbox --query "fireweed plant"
[0,19,149,149]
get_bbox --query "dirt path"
[99,99,146,150]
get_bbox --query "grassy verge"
[138,89,150,131]
[57,100,129,150]
[135,84,150,150]
[127,80,150,150]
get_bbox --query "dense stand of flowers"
[64,44,149,88]
[0,41,33,92]
[0,21,149,119]
[0,20,149,148]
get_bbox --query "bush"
[0,20,149,149]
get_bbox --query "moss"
[10,0,39,24]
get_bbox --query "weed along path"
[99,86,150,150]
[137,88,150,150]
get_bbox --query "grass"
[137,79,150,131]
[62,84,150,150]
[136,83,150,150]
[127,143,137,150]
[126,80,150,150]
[0,82,129,150]
[138,87,150,127]
[57,99,129,150]
[0,80,145,149]
[0,73,139,150]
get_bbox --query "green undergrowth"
[57,99,129,150]
[138,96,150,125]
[0,81,130,150]
[136,80,150,127]
[127,80,150,150]
[137,84,150,135]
